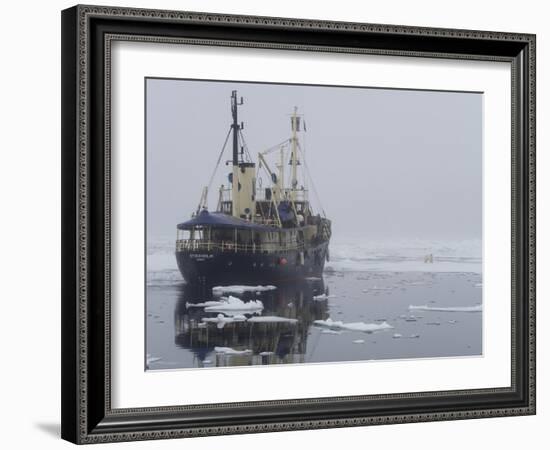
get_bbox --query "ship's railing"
[176,239,305,253]
[251,217,280,226]
[218,188,309,203]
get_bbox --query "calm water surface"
[146,254,482,370]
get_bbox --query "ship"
[175,90,331,284]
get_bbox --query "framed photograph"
[61,5,536,444]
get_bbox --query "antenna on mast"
[290,107,301,199]
[231,90,244,166]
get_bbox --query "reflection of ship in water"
[174,279,329,367]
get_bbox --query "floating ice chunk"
[203,313,247,322]
[392,333,403,339]
[204,296,264,314]
[340,321,393,333]
[409,334,420,339]
[247,316,298,324]
[314,318,393,333]
[313,293,336,301]
[186,300,225,308]
[202,314,247,328]
[352,339,365,344]
[409,304,482,313]
[212,285,276,296]
[448,320,458,324]
[259,351,274,356]
[214,347,252,355]
[146,354,162,365]
[321,329,342,335]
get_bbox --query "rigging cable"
[297,142,327,218]
[259,138,291,155]
[206,127,232,195]
[238,129,253,162]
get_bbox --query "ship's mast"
[290,107,299,202]
[290,106,300,203]
[229,90,256,219]
[279,146,285,197]
[231,90,242,217]
[231,90,241,167]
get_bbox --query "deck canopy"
[177,210,275,231]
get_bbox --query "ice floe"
[352,339,365,344]
[204,296,264,314]
[313,293,336,301]
[214,347,252,355]
[325,259,481,274]
[409,304,482,313]
[392,333,403,339]
[324,238,482,272]
[212,285,276,296]
[201,314,247,328]
[314,318,393,333]
[146,354,161,365]
[186,300,225,308]
[146,267,183,287]
[247,316,298,324]
[321,329,342,335]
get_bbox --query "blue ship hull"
[176,241,329,284]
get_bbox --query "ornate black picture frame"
[61,4,536,444]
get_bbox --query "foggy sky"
[146,78,482,240]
